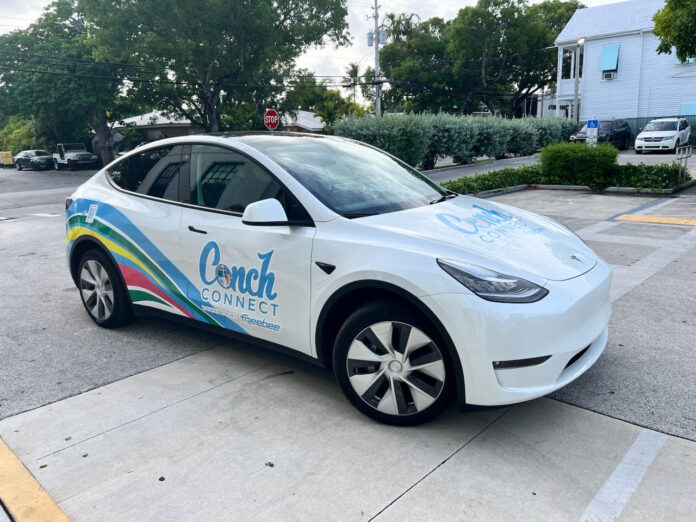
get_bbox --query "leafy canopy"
[654,0,696,62]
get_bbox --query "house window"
[600,44,620,72]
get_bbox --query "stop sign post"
[264,109,280,131]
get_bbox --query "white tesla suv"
[65,133,611,425]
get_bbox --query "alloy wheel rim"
[346,321,445,416]
[80,259,114,321]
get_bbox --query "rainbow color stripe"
[66,198,245,333]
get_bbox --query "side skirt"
[132,304,324,368]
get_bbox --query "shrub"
[540,142,618,190]
[0,117,46,155]
[441,164,542,194]
[526,117,580,148]
[506,119,538,157]
[613,163,689,189]
[334,114,433,167]
[471,117,513,159]
[420,114,478,169]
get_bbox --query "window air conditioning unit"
[603,71,616,80]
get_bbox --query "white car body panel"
[635,118,691,151]
[66,134,612,408]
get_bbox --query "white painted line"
[30,213,60,217]
[580,428,667,522]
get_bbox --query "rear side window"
[107,145,184,201]
[187,144,309,221]
[680,120,689,130]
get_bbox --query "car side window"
[680,120,688,131]
[106,145,184,201]
[187,145,309,221]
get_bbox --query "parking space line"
[615,214,696,226]
[579,428,667,522]
[606,197,670,221]
[0,437,69,522]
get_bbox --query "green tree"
[79,0,349,132]
[654,0,696,62]
[0,0,127,163]
[0,117,46,154]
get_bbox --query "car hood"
[356,196,597,282]
[33,155,52,159]
[638,131,676,138]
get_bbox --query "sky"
[1,0,620,79]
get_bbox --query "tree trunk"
[93,109,114,166]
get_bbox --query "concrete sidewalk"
[1,347,694,521]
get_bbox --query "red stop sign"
[264,109,280,131]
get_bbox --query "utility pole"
[373,0,381,117]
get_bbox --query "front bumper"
[635,138,676,151]
[423,259,612,406]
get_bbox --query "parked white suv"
[635,117,691,153]
[65,134,611,425]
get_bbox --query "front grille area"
[564,345,590,370]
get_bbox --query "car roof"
[650,118,679,122]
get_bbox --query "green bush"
[441,164,542,194]
[613,163,689,190]
[333,114,433,167]
[442,148,689,195]
[420,114,477,169]
[540,142,618,190]
[506,119,538,157]
[470,117,512,159]
[526,117,579,148]
[0,117,46,155]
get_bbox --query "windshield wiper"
[430,193,458,205]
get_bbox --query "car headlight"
[437,259,548,303]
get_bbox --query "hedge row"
[333,114,579,168]
[442,143,690,193]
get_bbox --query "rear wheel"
[77,249,133,328]
[333,300,453,425]
[15,161,22,171]
[67,160,75,171]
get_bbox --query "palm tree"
[343,62,360,101]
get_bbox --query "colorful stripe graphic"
[66,198,245,333]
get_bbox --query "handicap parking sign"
[587,119,598,129]
[586,119,599,146]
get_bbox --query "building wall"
[579,32,696,120]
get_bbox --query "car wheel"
[67,160,74,171]
[15,161,22,171]
[636,149,642,155]
[78,249,133,328]
[333,300,453,425]
[674,139,680,153]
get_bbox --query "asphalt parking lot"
[0,166,695,520]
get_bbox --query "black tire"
[674,139,680,153]
[333,299,454,426]
[67,160,74,171]
[635,149,642,155]
[77,248,133,328]
[16,161,22,171]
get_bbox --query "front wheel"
[333,300,453,425]
[674,139,680,153]
[77,249,133,328]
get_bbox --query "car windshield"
[30,150,50,157]
[579,121,612,133]
[239,135,447,217]
[644,121,677,131]
[65,143,86,151]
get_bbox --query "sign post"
[586,118,599,146]
[264,109,280,131]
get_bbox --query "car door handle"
[187,225,207,235]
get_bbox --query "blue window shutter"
[681,102,696,116]
[601,44,620,71]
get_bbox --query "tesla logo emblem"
[571,254,583,263]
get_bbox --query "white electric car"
[65,133,611,425]
[635,117,691,153]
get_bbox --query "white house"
[554,0,696,122]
